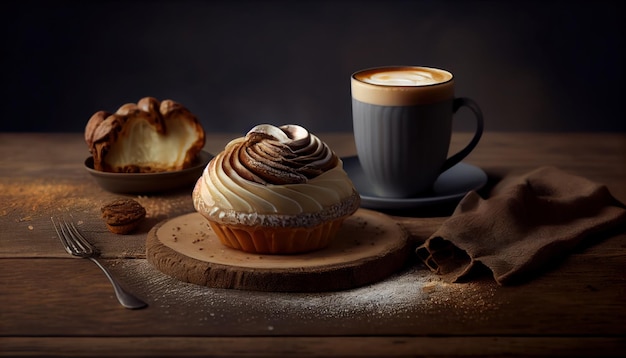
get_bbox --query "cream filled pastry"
[85,97,205,173]
[193,124,360,254]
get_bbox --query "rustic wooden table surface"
[1,132,625,357]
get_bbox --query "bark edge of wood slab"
[146,209,412,292]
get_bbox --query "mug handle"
[440,97,484,172]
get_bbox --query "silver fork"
[51,216,148,310]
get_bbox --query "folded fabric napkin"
[416,166,626,285]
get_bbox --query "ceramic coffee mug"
[351,66,484,198]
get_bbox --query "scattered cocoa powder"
[117,258,502,330]
[0,179,96,219]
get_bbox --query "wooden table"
[1,132,625,357]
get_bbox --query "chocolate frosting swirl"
[229,124,338,185]
[193,124,359,220]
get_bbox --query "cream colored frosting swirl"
[194,124,358,225]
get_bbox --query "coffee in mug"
[351,66,484,198]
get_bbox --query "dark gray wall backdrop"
[2,0,624,134]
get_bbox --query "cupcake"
[192,124,360,254]
[101,198,147,234]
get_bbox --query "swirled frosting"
[193,124,359,226]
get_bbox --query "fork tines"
[51,216,95,257]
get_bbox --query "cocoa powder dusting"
[136,194,194,222]
[0,180,97,218]
[117,258,501,332]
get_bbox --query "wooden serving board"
[146,209,412,292]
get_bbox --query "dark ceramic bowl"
[85,150,213,194]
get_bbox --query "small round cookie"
[101,198,146,234]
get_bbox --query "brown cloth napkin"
[416,166,626,285]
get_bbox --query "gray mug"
[351,66,484,198]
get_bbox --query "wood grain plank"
[1,240,624,337]
[1,132,625,357]
[1,336,624,357]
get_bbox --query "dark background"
[2,0,624,134]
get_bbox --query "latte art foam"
[351,66,454,106]
[355,67,452,87]
[362,70,440,86]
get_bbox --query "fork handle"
[88,258,148,310]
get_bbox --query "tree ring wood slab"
[146,209,411,292]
